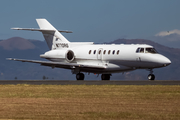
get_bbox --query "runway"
[0,80,179,85]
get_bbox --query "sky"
[0,0,180,48]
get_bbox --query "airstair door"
[97,48,103,60]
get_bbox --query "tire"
[101,74,110,80]
[148,74,155,80]
[76,73,84,80]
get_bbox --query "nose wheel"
[148,74,155,80]
[148,69,155,80]
[76,73,85,80]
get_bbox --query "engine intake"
[66,50,75,62]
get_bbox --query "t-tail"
[36,19,70,50]
[12,18,71,50]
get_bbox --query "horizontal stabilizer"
[11,28,72,33]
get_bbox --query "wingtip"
[6,58,15,60]
[11,28,20,30]
[6,58,12,60]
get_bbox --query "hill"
[0,37,179,80]
[0,37,35,50]
[0,37,71,80]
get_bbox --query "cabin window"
[99,50,101,54]
[103,50,106,54]
[89,50,91,54]
[117,50,120,55]
[112,50,115,54]
[108,50,111,54]
[94,50,96,54]
[145,48,158,54]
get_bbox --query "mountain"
[0,37,72,80]
[0,37,35,50]
[0,37,179,80]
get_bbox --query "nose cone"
[149,54,171,68]
[162,57,171,67]
[157,54,171,67]
[143,54,171,68]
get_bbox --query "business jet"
[8,19,171,80]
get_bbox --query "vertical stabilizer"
[36,19,70,50]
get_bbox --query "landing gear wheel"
[101,74,111,80]
[76,73,85,80]
[148,74,155,80]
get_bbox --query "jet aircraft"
[8,19,171,80]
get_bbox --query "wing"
[7,58,106,70]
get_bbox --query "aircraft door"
[97,48,103,60]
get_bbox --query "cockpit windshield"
[136,48,144,53]
[145,48,158,54]
[136,47,158,54]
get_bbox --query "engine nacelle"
[40,49,75,62]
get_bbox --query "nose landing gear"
[148,69,155,80]
[148,74,155,80]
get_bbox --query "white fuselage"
[40,43,171,74]
[10,19,171,80]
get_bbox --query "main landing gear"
[101,74,111,80]
[76,73,85,80]
[76,73,111,80]
[148,69,155,80]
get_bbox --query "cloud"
[155,29,180,37]
[154,29,180,42]
[150,29,180,48]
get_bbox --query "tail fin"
[11,19,71,50]
[36,19,70,50]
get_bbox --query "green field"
[0,85,179,120]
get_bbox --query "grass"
[0,85,179,119]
